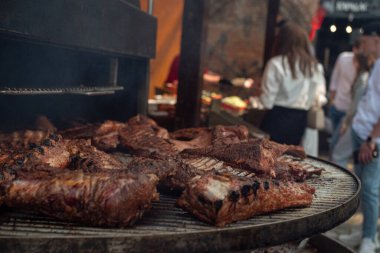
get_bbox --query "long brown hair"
[272,22,318,78]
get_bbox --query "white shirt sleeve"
[260,59,283,109]
[329,54,342,92]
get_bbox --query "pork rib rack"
[183,138,306,177]
[0,169,159,227]
[177,172,315,227]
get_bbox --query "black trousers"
[260,106,307,145]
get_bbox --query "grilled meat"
[0,130,53,151]
[67,140,125,171]
[125,156,177,182]
[164,155,319,192]
[60,124,99,140]
[118,115,176,155]
[0,135,124,180]
[60,121,127,151]
[183,138,306,177]
[275,157,323,182]
[0,169,159,227]
[177,172,315,227]
[170,127,211,142]
[120,132,179,156]
[169,125,249,150]
[127,114,169,139]
[91,120,126,150]
[211,125,249,146]
[162,159,206,191]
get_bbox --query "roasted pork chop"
[177,172,315,227]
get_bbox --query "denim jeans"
[352,129,380,240]
[329,105,346,152]
[332,126,353,168]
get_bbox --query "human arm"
[358,63,380,164]
[359,118,380,164]
[328,55,342,104]
[340,74,368,135]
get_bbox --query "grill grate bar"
[0,157,359,239]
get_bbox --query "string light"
[346,25,352,33]
[330,25,337,33]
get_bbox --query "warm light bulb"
[330,25,337,33]
[346,25,352,33]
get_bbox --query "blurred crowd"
[254,21,380,253]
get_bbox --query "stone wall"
[205,0,319,79]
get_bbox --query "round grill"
[0,157,360,253]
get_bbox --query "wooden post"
[175,0,209,129]
[263,0,280,70]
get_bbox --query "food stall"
[0,1,360,252]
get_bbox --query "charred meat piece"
[164,155,320,193]
[163,159,206,191]
[66,139,125,171]
[211,125,249,146]
[0,130,54,151]
[0,136,124,180]
[59,124,99,140]
[177,172,315,227]
[183,138,306,177]
[0,169,159,227]
[92,120,126,151]
[119,116,173,155]
[163,156,244,192]
[125,156,177,182]
[120,133,179,156]
[60,121,127,151]
[169,125,249,151]
[0,134,70,173]
[127,114,169,139]
[170,127,211,142]
[275,157,323,182]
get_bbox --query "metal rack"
[0,86,124,96]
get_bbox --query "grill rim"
[0,156,361,253]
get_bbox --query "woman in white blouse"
[259,22,326,145]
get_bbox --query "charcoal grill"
[0,157,360,253]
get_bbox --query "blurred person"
[259,22,326,145]
[328,40,362,152]
[332,53,373,168]
[163,55,180,94]
[344,22,380,253]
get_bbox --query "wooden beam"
[263,0,281,70]
[175,0,209,128]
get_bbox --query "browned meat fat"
[0,169,159,227]
[177,172,314,227]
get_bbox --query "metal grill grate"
[0,157,360,253]
[0,86,124,96]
